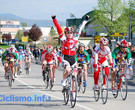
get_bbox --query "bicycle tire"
[113,73,119,98]
[101,74,108,104]
[44,72,49,89]
[120,73,127,100]
[17,66,20,75]
[82,72,86,93]
[64,89,69,105]
[94,89,100,102]
[77,74,81,92]
[70,76,77,108]
[9,75,12,87]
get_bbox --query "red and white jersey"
[93,44,111,61]
[24,51,33,58]
[53,19,87,56]
[42,52,56,63]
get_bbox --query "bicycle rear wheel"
[120,74,127,100]
[70,76,77,108]
[101,74,108,104]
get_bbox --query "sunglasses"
[67,32,73,34]
[121,46,127,48]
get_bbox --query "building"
[0,20,20,39]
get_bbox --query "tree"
[28,24,42,42]
[93,0,127,36]
[124,0,135,32]
[50,27,57,36]
[15,30,24,42]
[23,31,29,37]
[21,22,27,27]
[2,34,12,45]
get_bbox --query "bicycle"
[77,63,88,93]
[93,65,112,104]
[63,64,77,108]
[25,57,30,75]
[5,60,15,87]
[113,63,128,100]
[17,60,21,75]
[43,64,54,90]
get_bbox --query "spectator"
[33,47,40,63]
[87,45,93,58]
[93,43,97,50]
[131,46,135,58]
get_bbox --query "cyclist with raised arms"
[52,14,89,100]
[93,37,113,90]
[111,39,132,95]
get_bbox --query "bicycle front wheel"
[94,89,100,102]
[70,76,77,108]
[9,75,12,87]
[44,72,49,89]
[113,73,119,98]
[120,74,127,100]
[17,66,20,75]
[101,74,108,104]
[63,88,69,105]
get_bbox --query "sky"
[0,0,98,21]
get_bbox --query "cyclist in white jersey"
[92,38,113,90]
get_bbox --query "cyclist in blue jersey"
[76,43,90,86]
[18,46,25,72]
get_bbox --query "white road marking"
[0,66,94,110]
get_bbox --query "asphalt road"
[0,60,135,110]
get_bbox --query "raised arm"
[52,15,65,40]
[74,15,89,40]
